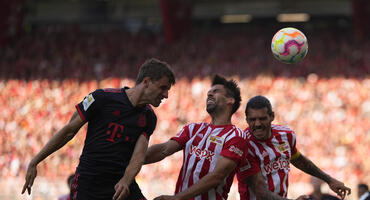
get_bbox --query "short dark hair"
[135,58,175,85]
[358,183,369,191]
[245,95,273,117]
[211,74,241,114]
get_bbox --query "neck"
[210,112,232,126]
[125,86,145,107]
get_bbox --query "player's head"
[135,58,175,107]
[358,183,369,197]
[206,74,241,116]
[245,95,274,140]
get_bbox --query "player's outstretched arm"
[291,153,351,199]
[144,140,182,164]
[154,155,237,200]
[21,111,85,195]
[245,172,311,200]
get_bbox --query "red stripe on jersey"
[103,88,122,93]
[75,105,86,122]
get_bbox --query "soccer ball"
[271,27,308,64]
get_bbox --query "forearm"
[32,126,76,165]
[291,154,331,183]
[144,144,168,164]
[121,156,144,185]
[248,173,291,200]
[175,172,224,200]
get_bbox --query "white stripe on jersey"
[243,125,295,199]
[176,122,244,200]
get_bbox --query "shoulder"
[272,124,295,135]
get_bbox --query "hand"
[21,161,38,195]
[113,180,130,200]
[154,195,181,200]
[327,178,351,199]
[295,195,312,200]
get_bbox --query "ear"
[142,77,151,88]
[226,97,235,105]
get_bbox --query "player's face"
[146,76,171,107]
[246,107,274,140]
[206,84,228,114]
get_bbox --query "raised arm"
[291,153,351,199]
[144,139,182,164]
[22,111,85,195]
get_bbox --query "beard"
[206,103,217,114]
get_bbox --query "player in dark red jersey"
[22,58,175,200]
[237,95,351,200]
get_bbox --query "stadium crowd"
[0,25,369,199]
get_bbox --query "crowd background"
[0,24,369,200]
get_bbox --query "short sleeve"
[170,125,190,147]
[75,89,104,122]
[142,108,157,141]
[237,149,261,180]
[290,131,300,160]
[220,130,247,166]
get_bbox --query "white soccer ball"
[271,27,308,64]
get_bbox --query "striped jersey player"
[144,75,261,200]
[171,122,258,199]
[237,95,351,200]
[237,124,299,199]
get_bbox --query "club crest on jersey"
[208,135,224,146]
[276,142,290,153]
[138,114,146,127]
[82,94,95,111]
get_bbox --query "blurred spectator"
[0,25,369,199]
[309,177,340,200]
[358,183,370,200]
[58,174,75,200]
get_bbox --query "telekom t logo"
[106,122,124,142]
[189,145,215,161]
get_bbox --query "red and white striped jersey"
[171,122,259,200]
[237,124,300,200]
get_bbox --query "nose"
[255,119,262,126]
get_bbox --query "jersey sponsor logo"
[189,145,215,161]
[208,135,224,145]
[82,94,95,111]
[240,159,251,171]
[229,145,243,157]
[263,157,289,175]
[276,142,290,153]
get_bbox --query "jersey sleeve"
[237,148,261,180]
[75,89,105,122]
[170,124,191,148]
[289,130,300,160]
[220,129,248,166]
[142,108,157,141]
